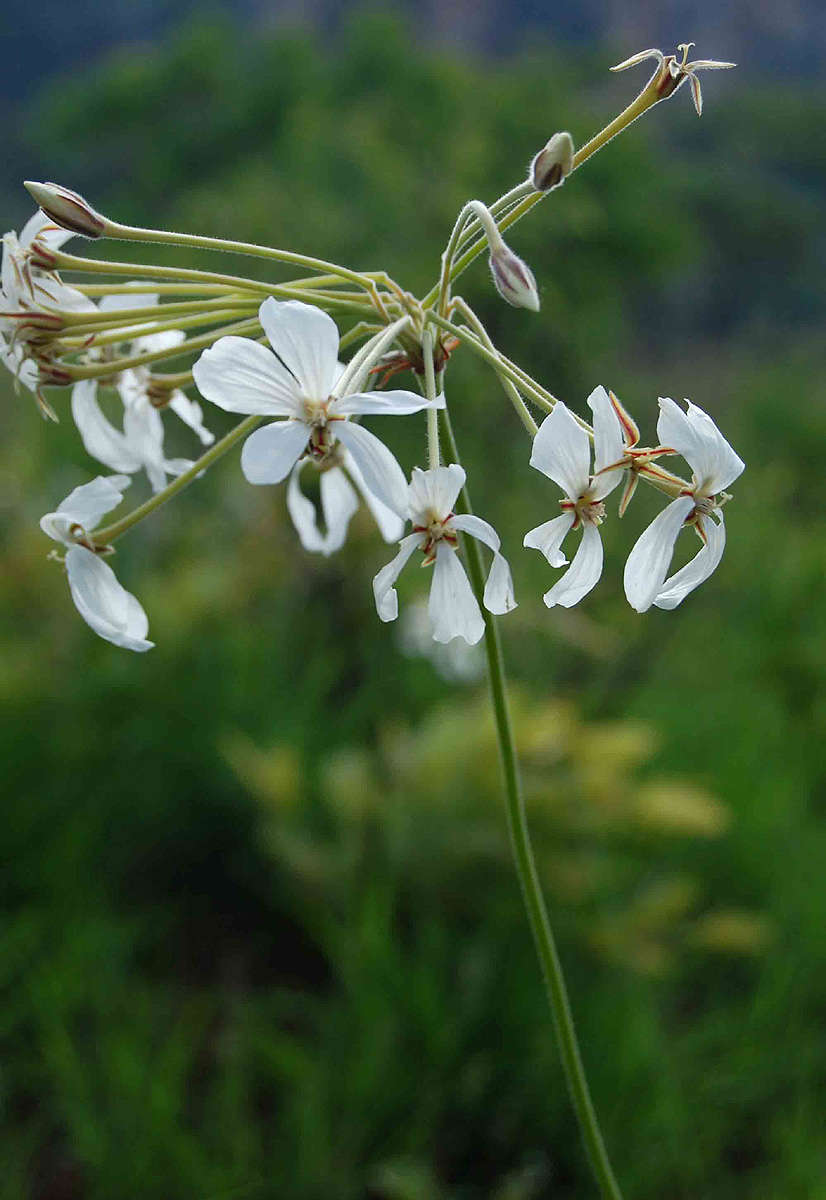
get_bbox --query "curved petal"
[331,388,444,418]
[684,402,744,493]
[428,542,484,645]
[20,210,74,252]
[240,419,308,485]
[123,395,168,492]
[286,462,359,556]
[407,464,465,523]
[654,512,726,609]
[71,380,143,474]
[193,336,302,416]
[373,533,421,622]
[64,545,154,652]
[333,420,408,516]
[588,384,625,498]
[258,298,340,400]
[623,495,695,613]
[449,512,500,553]
[529,402,591,498]
[344,452,405,542]
[523,511,575,567]
[544,521,603,608]
[168,390,214,445]
[449,514,516,613]
[41,474,131,543]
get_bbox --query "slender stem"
[448,299,537,436]
[94,415,263,544]
[421,328,440,469]
[439,406,623,1200]
[66,316,262,379]
[335,314,411,397]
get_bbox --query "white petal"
[373,533,421,622]
[20,210,73,252]
[610,48,664,72]
[41,474,130,544]
[543,521,603,608]
[286,462,359,556]
[98,290,158,313]
[407,464,465,523]
[168,390,215,445]
[428,542,485,645]
[449,513,516,615]
[684,402,744,493]
[123,395,168,492]
[657,398,744,495]
[64,545,153,652]
[258,298,340,400]
[333,420,408,516]
[71,380,143,474]
[133,328,186,355]
[654,512,726,609]
[623,495,695,613]
[690,59,737,71]
[529,403,591,499]
[449,512,500,553]
[240,419,309,485]
[192,336,302,416]
[344,451,405,542]
[331,389,445,418]
[523,511,575,567]
[588,385,625,498]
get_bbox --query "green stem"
[66,316,262,379]
[94,415,263,544]
[439,406,623,1200]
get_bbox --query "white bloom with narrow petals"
[373,464,516,645]
[523,387,624,607]
[192,299,443,517]
[287,448,404,556]
[40,475,153,652]
[624,398,744,612]
[611,42,735,116]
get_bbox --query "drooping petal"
[429,542,485,645]
[689,73,703,116]
[123,394,168,492]
[523,511,575,567]
[529,402,591,499]
[344,452,405,543]
[71,380,143,474]
[623,494,695,613]
[654,512,726,609]
[588,385,625,499]
[286,462,360,556]
[450,513,516,615]
[40,474,131,544]
[257,298,340,400]
[543,521,603,608]
[239,419,309,485]
[193,336,302,416]
[333,420,408,516]
[331,389,445,418]
[373,533,421,622]
[407,464,465,524]
[64,545,153,652]
[657,398,744,495]
[168,390,214,445]
[610,48,664,72]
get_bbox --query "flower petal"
[429,542,485,644]
[529,402,591,499]
[657,398,744,495]
[523,511,575,567]
[193,336,301,416]
[344,451,405,543]
[654,512,726,609]
[610,48,664,72]
[98,290,158,313]
[64,545,153,652]
[373,533,421,622]
[286,461,359,556]
[71,380,143,474]
[450,513,516,614]
[41,474,131,543]
[543,521,603,608]
[258,298,340,400]
[588,384,625,499]
[333,420,408,516]
[239,419,309,485]
[331,389,445,417]
[20,210,73,252]
[407,464,465,523]
[168,390,215,445]
[684,402,744,493]
[623,494,694,613]
[122,394,168,492]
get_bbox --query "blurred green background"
[2,9,825,1199]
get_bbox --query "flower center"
[412,510,458,565]
[560,494,605,529]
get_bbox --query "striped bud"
[530,132,574,192]
[24,181,107,239]
[489,243,540,312]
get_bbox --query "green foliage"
[2,12,825,1199]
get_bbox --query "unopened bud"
[530,132,574,192]
[489,243,540,312]
[24,181,107,240]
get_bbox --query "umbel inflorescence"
[2,46,741,653]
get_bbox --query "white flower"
[624,398,744,612]
[287,448,404,556]
[1,210,93,341]
[373,464,516,645]
[523,388,624,607]
[611,42,735,116]
[192,299,443,515]
[40,475,153,652]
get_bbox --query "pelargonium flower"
[287,448,403,556]
[373,464,516,645]
[611,42,735,116]
[1,210,93,341]
[192,299,442,516]
[624,398,744,612]
[40,475,153,652]
[523,388,624,607]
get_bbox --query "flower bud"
[489,242,540,312]
[23,181,107,240]
[530,132,574,192]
